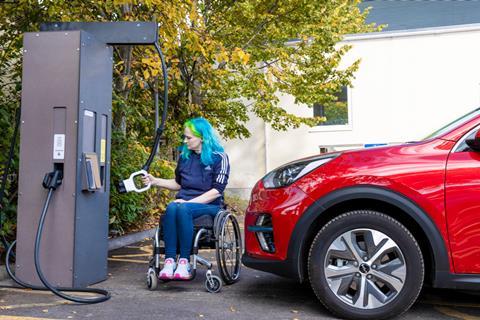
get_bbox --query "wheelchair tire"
[216,213,242,285]
[147,268,158,291]
[205,275,222,293]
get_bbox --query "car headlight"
[262,153,339,189]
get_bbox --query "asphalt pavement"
[1,241,480,320]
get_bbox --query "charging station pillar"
[16,30,113,287]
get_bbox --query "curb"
[108,228,156,251]
[0,228,157,281]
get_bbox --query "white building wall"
[223,115,266,199]
[225,25,480,198]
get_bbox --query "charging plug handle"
[119,170,151,193]
[42,170,63,190]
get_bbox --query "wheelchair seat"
[159,214,214,228]
[193,214,214,228]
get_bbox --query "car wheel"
[308,210,424,320]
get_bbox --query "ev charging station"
[16,28,113,288]
[11,22,166,297]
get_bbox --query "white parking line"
[0,301,72,310]
[0,316,60,320]
[108,258,148,264]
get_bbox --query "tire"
[147,268,158,290]
[215,213,242,284]
[308,210,424,320]
[205,275,222,293]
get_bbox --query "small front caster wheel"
[147,268,158,290]
[205,275,222,293]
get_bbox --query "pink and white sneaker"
[159,258,176,280]
[173,258,192,280]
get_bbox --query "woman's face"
[184,127,202,152]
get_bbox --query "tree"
[0,0,377,235]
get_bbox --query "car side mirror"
[466,129,480,151]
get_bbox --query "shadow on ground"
[0,240,480,320]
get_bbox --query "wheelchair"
[146,208,242,293]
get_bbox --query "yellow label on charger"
[100,139,106,163]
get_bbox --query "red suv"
[243,108,480,319]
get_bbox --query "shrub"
[109,131,175,235]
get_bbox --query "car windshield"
[423,108,480,140]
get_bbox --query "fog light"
[247,214,275,253]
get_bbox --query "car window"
[423,108,480,140]
[454,129,477,152]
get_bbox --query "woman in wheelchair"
[143,118,240,290]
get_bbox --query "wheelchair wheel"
[147,268,158,290]
[205,275,222,293]
[216,213,242,284]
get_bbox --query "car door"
[445,126,480,273]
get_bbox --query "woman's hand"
[142,173,157,187]
[174,199,187,203]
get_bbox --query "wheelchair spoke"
[224,221,235,264]
[215,213,241,283]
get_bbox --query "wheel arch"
[288,186,449,285]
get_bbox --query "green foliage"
[0,45,20,240]
[0,0,378,235]
[323,102,348,125]
[109,131,175,234]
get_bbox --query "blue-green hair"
[180,117,224,166]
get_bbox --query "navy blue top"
[174,151,230,206]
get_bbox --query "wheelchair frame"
[147,209,242,293]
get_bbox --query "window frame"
[453,124,480,153]
[309,86,353,132]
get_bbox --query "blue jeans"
[162,202,220,260]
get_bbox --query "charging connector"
[117,170,151,193]
[42,168,63,190]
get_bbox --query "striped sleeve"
[212,152,230,193]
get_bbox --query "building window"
[313,86,349,126]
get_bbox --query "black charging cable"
[116,41,168,193]
[141,41,169,172]
[3,169,110,304]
